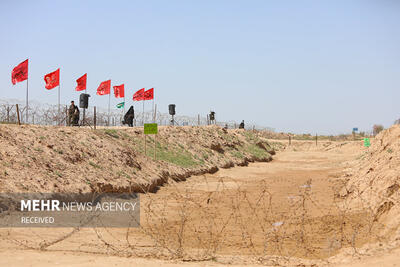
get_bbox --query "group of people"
[67,100,135,127]
[68,99,244,129]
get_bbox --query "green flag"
[116,102,125,109]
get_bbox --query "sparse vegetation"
[373,124,384,136]
[245,144,271,159]
[155,144,200,167]
[104,129,119,138]
[89,161,101,169]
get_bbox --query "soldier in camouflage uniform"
[68,101,77,126]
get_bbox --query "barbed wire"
[0,99,274,130]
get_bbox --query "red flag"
[11,59,28,85]
[44,68,60,90]
[144,88,154,100]
[76,73,87,91]
[96,80,111,95]
[133,88,145,101]
[113,84,125,98]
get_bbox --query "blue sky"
[0,0,399,134]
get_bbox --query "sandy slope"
[2,139,397,266]
[1,125,400,266]
[0,125,274,193]
[339,125,400,240]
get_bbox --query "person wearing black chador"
[122,106,134,127]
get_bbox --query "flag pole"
[152,88,155,123]
[108,92,111,126]
[83,87,87,125]
[58,82,60,126]
[142,98,145,126]
[26,77,29,123]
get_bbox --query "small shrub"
[373,124,384,136]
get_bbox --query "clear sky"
[0,0,399,134]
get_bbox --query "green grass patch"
[157,149,198,167]
[241,131,259,143]
[244,144,270,159]
[104,129,119,138]
[155,142,200,168]
[230,150,244,159]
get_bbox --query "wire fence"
[0,177,388,265]
[0,100,274,131]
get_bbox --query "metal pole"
[58,83,60,126]
[154,104,157,123]
[123,96,125,117]
[108,92,111,126]
[142,99,145,126]
[83,88,87,125]
[152,89,155,123]
[26,77,29,123]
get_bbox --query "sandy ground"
[0,140,399,266]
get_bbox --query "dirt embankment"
[339,125,400,240]
[0,125,274,193]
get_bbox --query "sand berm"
[0,124,275,193]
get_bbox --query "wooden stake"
[94,106,97,129]
[65,105,68,126]
[16,104,21,125]
[6,106,10,122]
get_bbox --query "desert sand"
[0,125,399,266]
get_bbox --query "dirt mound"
[0,125,274,194]
[340,125,400,239]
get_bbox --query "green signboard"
[364,138,370,147]
[144,123,158,135]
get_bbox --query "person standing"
[68,101,76,126]
[73,105,80,126]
